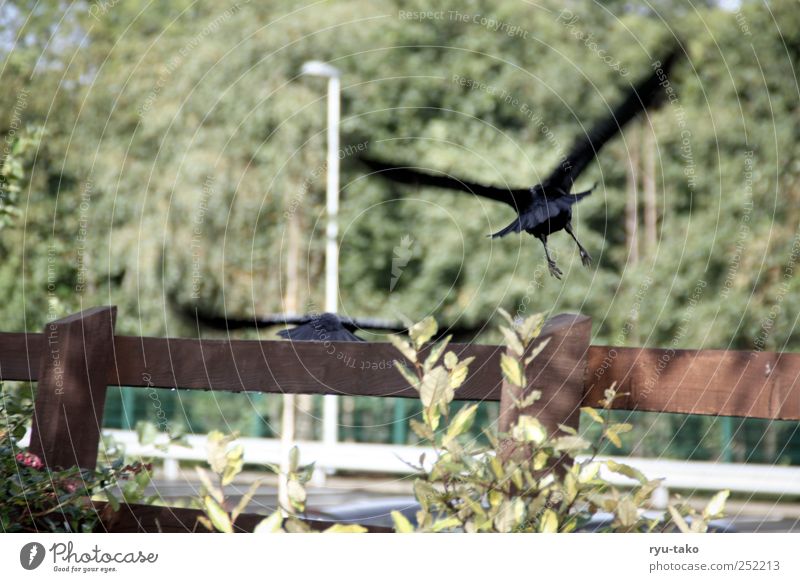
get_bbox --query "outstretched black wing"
[545,48,681,192]
[360,158,531,210]
[277,323,364,342]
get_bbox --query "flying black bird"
[361,50,680,279]
[178,303,488,342]
[277,312,365,342]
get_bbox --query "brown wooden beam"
[5,317,800,420]
[28,307,117,469]
[584,345,800,420]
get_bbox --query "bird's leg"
[565,222,592,267]
[538,236,562,279]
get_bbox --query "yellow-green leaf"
[204,495,233,533]
[254,510,284,533]
[500,326,524,356]
[606,460,647,484]
[511,416,547,444]
[524,337,551,365]
[581,406,605,425]
[409,317,438,349]
[703,490,729,519]
[392,510,415,533]
[324,524,368,533]
[501,353,524,387]
[424,336,451,372]
[538,508,559,533]
[395,361,420,389]
[430,516,461,532]
[444,404,478,443]
[420,367,450,408]
[410,419,435,441]
[668,506,691,533]
[389,335,417,363]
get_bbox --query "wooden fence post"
[498,314,591,456]
[28,306,117,470]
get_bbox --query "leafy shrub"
[0,383,153,532]
[195,431,365,533]
[387,311,729,533]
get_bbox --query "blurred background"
[2,0,800,527]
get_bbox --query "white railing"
[101,430,800,502]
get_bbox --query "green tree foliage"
[2,0,800,459]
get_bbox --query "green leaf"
[538,508,559,533]
[494,499,525,533]
[497,307,515,325]
[232,479,265,521]
[511,416,547,444]
[204,495,233,533]
[324,524,368,533]
[606,460,647,484]
[423,336,451,372]
[517,390,542,409]
[500,326,524,356]
[410,419,435,441]
[254,510,284,533]
[444,404,478,444]
[448,357,474,389]
[552,435,591,452]
[524,337,551,366]
[615,497,639,528]
[289,446,300,473]
[287,479,306,512]
[668,506,691,533]
[409,317,437,349]
[581,407,605,425]
[389,335,417,363]
[557,423,577,435]
[195,466,223,503]
[604,423,633,448]
[443,351,458,370]
[430,516,462,532]
[221,444,244,486]
[207,430,237,474]
[578,461,601,483]
[703,490,729,519]
[420,367,450,408]
[392,510,415,533]
[500,353,524,387]
[395,361,420,389]
[519,313,546,345]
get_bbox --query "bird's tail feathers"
[489,218,522,239]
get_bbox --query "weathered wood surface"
[28,306,117,469]
[4,312,800,420]
[583,345,800,420]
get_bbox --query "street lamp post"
[301,61,341,452]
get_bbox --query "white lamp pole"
[301,61,341,451]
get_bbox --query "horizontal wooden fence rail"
[2,312,799,420]
[2,305,799,533]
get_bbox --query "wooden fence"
[2,305,799,532]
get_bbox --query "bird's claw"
[580,250,593,267]
[547,261,563,279]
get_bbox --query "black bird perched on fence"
[361,49,680,279]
